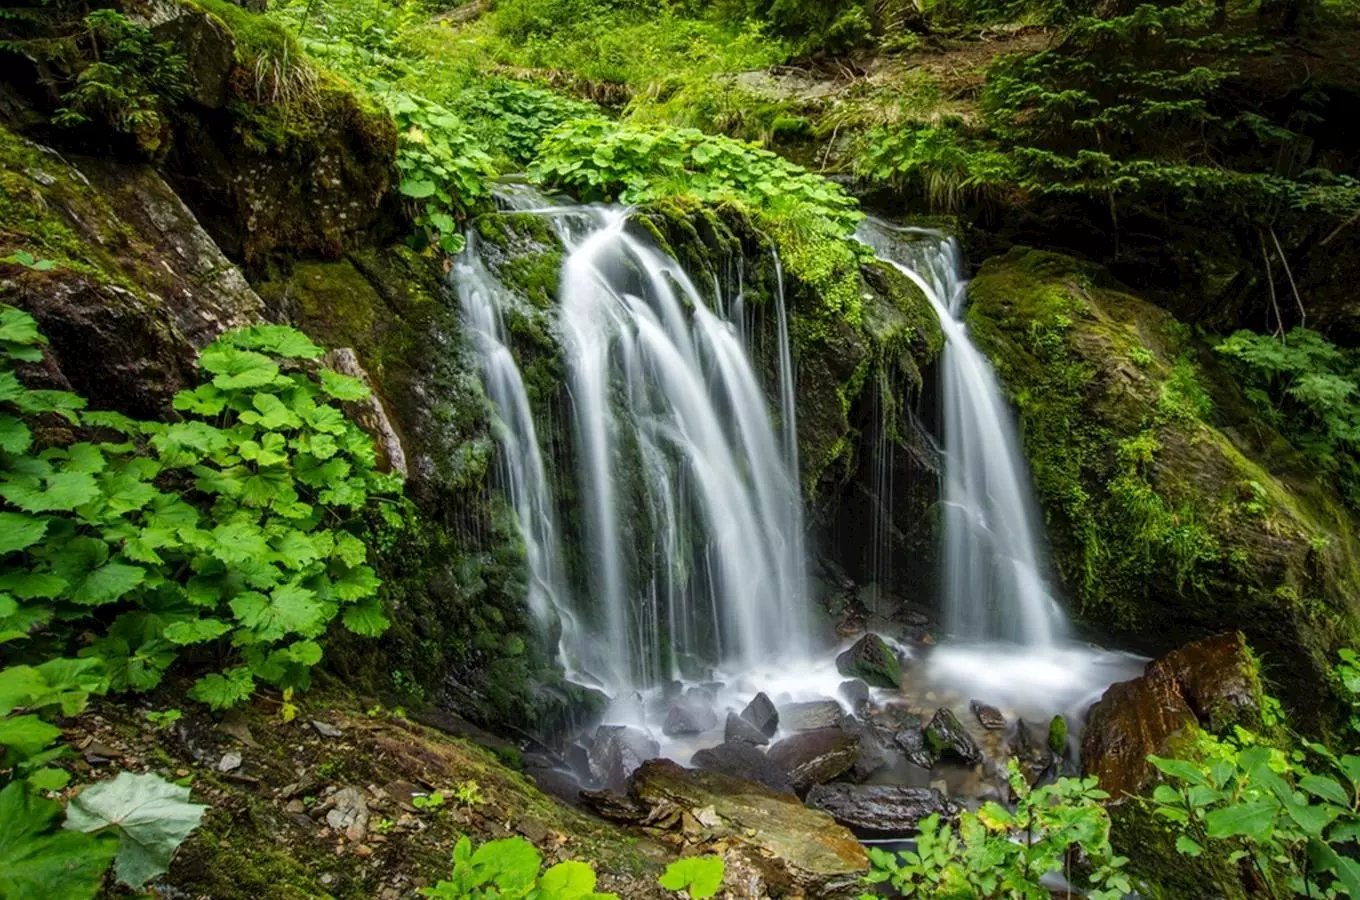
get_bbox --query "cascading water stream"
[857,221,1067,647]
[459,190,809,692]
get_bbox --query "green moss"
[189,0,301,67]
[967,247,1360,728]
[1047,714,1068,754]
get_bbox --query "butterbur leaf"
[162,618,232,645]
[187,666,254,710]
[222,325,322,360]
[0,714,62,761]
[199,347,280,391]
[241,393,301,430]
[27,767,71,791]
[469,837,540,891]
[71,561,146,606]
[400,179,437,198]
[285,639,323,666]
[658,856,725,899]
[539,861,610,899]
[0,782,118,900]
[65,771,207,889]
[319,369,370,401]
[173,384,227,416]
[0,306,43,345]
[0,471,100,512]
[331,565,380,602]
[341,597,389,637]
[0,511,47,554]
[0,413,32,453]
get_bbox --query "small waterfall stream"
[460,192,809,692]
[857,222,1067,646]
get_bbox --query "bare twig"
[1260,230,1284,339]
[1269,227,1306,330]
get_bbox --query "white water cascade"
[858,221,1067,646]
[458,192,809,691]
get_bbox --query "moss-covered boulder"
[967,248,1360,728]
[835,633,903,688]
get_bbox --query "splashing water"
[857,221,1067,647]
[459,192,809,691]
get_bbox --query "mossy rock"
[967,247,1360,729]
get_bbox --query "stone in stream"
[627,759,869,897]
[1009,719,1057,786]
[970,700,1006,730]
[767,727,861,794]
[690,742,794,794]
[740,692,779,737]
[663,698,719,737]
[780,699,844,732]
[587,725,659,792]
[839,679,871,717]
[805,784,961,838]
[725,711,771,746]
[835,633,904,689]
[892,725,937,770]
[835,716,890,783]
[925,707,984,766]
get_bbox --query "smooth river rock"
[767,727,860,794]
[780,699,844,732]
[805,784,961,838]
[970,700,1006,730]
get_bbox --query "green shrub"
[861,761,1132,899]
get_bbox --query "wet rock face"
[893,726,936,770]
[663,698,718,737]
[587,726,659,793]
[835,633,903,689]
[690,742,794,795]
[925,708,983,766]
[767,727,861,794]
[1083,632,1262,798]
[780,699,844,732]
[806,784,960,839]
[1144,632,1262,733]
[839,680,871,717]
[724,711,770,746]
[626,759,869,897]
[740,692,779,737]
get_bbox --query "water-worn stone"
[690,742,794,794]
[835,634,903,689]
[1009,719,1057,786]
[588,725,659,792]
[780,700,844,732]
[1145,632,1262,733]
[970,700,1006,730]
[663,698,718,736]
[724,711,770,746]
[839,679,871,716]
[767,727,861,794]
[741,692,779,737]
[836,717,890,783]
[892,725,937,770]
[806,784,961,838]
[627,759,869,897]
[925,708,983,766]
[325,786,369,842]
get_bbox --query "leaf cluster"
[530,118,863,234]
[861,761,1132,899]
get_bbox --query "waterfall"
[857,221,1066,646]
[459,193,809,690]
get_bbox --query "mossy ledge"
[967,247,1360,730]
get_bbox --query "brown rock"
[767,728,860,794]
[1145,632,1262,733]
[1082,671,1198,798]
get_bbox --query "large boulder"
[624,759,869,897]
[767,727,861,794]
[780,700,844,732]
[663,698,718,737]
[690,742,794,794]
[724,711,771,746]
[587,726,660,793]
[806,784,960,838]
[835,633,903,689]
[740,692,780,737]
[968,248,1360,727]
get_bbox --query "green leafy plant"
[529,118,863,235]
[1338,649,1360,737]
[658,856,725,899]
[1,251,55,272]
[454,780,484,809]
[64,770,207,889]
[1148,736,1360,897]
[860,761,1131,899]
[53,9,188,153]
[422,835,727,899]
[144,708,182,731]
[412,790,446,811]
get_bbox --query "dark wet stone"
[839,680,871,717]
[663,699,718,737]
[725,711,770,746]
[588,725,659,792]
[741,692,779,737]
[925,708,983,766]
[970,700,1006,730]
[691,742,794,794]
[835,634,903,689]
[768,727,861,794]
[836,716,889,783]
[806,784,960,838]
[892,726,937,770]
[527,767,585,808]
[780,700,844,732]
[1009,719,1056,786]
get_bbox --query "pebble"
[312,721,343,739]
[218,751,243,773]
[354,844,373,858]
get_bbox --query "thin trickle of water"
[857,221,1066,646]
[460,191,809,690]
